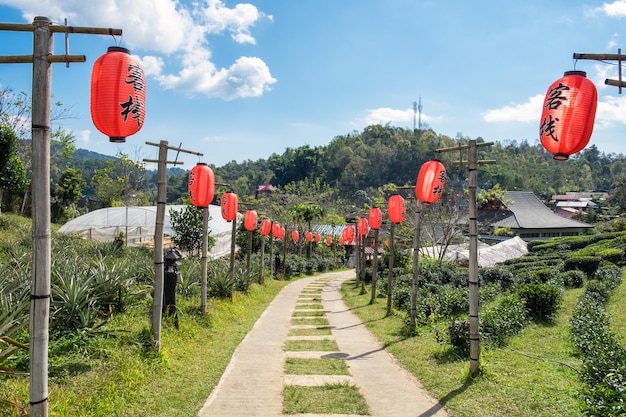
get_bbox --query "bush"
[558,270,586,289]
[479,267,515,290]
[563,256,602,276]
[593,265,623,291]
[448,319,470,354]
[481,294,528,347]
[516,283,562,322]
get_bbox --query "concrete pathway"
[197,270,450,417]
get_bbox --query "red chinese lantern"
[291,230,299,242]
[369,207,382,230]
[187,163,214,207]
[272,223,281,238]
[358,217,370,236]
[315,233,320,243]
[539,70,597,161]
[244,210,258,231]
[416,159,446,205]
[260,219,272,236]
[220,191,238,222]
[344,225,356,243]
[306,231,313,242]
[325,236,332,246]
[388,194,406,223]
[279,227,286,240]
[339,237,345,245]
[91,47,146,143]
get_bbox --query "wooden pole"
[246,230,252,280]
[151,141,169,349]
[229,219,237,294]
[370,228,379,304]
[386,222,396,316]
[409,200,422,331]
[259,234,265,285]
[200,206,209,314]
[29,16,52,417]
[468,140,480,376]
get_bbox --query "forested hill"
[213,124,626,209]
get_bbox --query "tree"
[0,123,28,214]
[91,153,147,207]
[169,203,215,256]
[52,168,86,223]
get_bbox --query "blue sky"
[1,0,626,169]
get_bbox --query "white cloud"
[483,95,544,123]
[596,95,626,126]
[597,0,626,17]
[364,107,417,125]
[4,0,275,100]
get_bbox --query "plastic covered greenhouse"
[58,204,233,259]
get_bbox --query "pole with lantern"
[244,210,258,281]
[357,217,370,294]
[271,222,281,276]
[409,160,446,330]
[221,191,238,297]
[386,194,406,316]
[368,207,382,304]
[188,163,215,314]
[436,141,495,377]
[259,219,271,284]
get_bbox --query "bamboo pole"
[386,223,396,316]
[259,234,265,285]
[29,16,52,417]
[370,228,379,304]
[151,141,169,349]
[468,140,480,376]
[409,200,422,331]
[200,206,209,314]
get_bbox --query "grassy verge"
[283,383,369,415]
[0,278,292,417]
[341,279,584,417]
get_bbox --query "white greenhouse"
[57,204,233,259]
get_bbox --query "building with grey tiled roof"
[485,191,593,241]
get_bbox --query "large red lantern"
[416,159,446,205]
[91,47,146,143]
[244,210,258,231]
[260,219,272,236]
[188,163,214,207]
[315,233,320,243]
[539,70,597,161]
[279,227,286,240]
[325,236,332,246]
[220,191,238,222]
[388,194,406,224]
[358,217,370,236]
[272,223,281,238]
[369,207,382,230]
[291,230,299,242]
[306,231,313,242]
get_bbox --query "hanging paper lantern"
[358,217,370,236]
[187,163,214,208]
[369,207,382,230]
[220,191,238,222]
[260,219,272,236]
[272,223,281,238]
[344,225,356,243]
[539,70,597,161]
[279,227,286,240]
[91,46,146,143]
[306,231,313,242]
[388,194,406,224]
[244,210,258,231]
[315,233,320,243]
[291,230,299,242]
[416,159,446,205]
[325,236,332,246]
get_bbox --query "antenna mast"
[412,101,417,130]
[418,97,423,129]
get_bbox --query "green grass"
[291,317,329,326]
[294,303,324,309]
[282,383,369,415]
[285,358,350,375]
[0,279,292,417]
[288,326,332,336]
[292,310,325,317]
[341,278,584,417]
[284,339,339,352]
